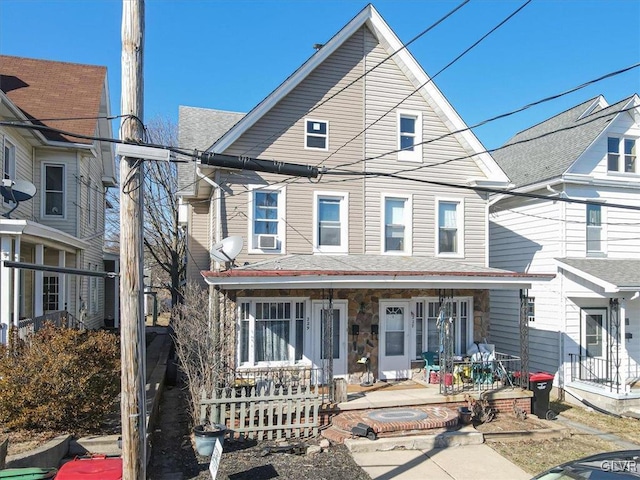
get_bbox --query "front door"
[581,308,611,382]
[379,300,410,380]
[311,301,347,382]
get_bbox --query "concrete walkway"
[351,443,530,480]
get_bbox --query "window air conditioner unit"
[258,234,278,250]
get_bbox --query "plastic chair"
[422,351,441,376]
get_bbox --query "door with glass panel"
[581,308,610,383]
[379,300,410,380]
[311,301,347,383]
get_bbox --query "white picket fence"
[199,383,323,441]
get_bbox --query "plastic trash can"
[0,468,57,479]
[56,456,122,479]
[529,372,555,420]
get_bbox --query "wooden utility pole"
[120,0,146,478]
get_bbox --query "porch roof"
[202,254,553,290]
[556,258,640,293]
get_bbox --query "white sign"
[209,438,223,479]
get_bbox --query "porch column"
[58,250,66,313]
[34,244,44,317]
[620,299,629,394]
[0,236,12,345]
[13,237,20,329]
[114,259,120,329]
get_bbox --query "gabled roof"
[178,106,244,151]
[0,55,107,145]
[493,94,638,188]
[207,4,507,183]
[556,258,640,293]
[202,254,553,290]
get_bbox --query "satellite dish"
[1,179,37,218]
[210,236,244,265]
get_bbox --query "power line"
[317,0,533,168]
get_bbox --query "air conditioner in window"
[258,234,278,250]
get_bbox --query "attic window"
[305,119,328,150]
[608,137,637,173]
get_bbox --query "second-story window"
[437,199,463,256]
[383,195,411,254]
[397,110,422,162]
[314,192,348,253]
[44,164,65,217]
[3,139,16,205]
[608,137,637,173]
[586,204,603,254]
[249,187,284,253]
[305,119,328,150]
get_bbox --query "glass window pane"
[400,116,415,134]
[306,136,326,149]
[385,198,405,223]
[319,198,340,221]
[586,205,601,226]
[625,139,636,173]
[46,166,63,190]
[319,225,340,246]
[386,332,404,356]
[608,137,619,153]
[46,192,64,216]
[400,135,414,151]
[255,320,290,362]
[307,121,327,135]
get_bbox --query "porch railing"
[223,366,331,403]
[569,353,622,393]
[16,311,81,340]
[438,352,524,395]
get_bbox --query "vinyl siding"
[1,128,35,220]
[362,28,489,264]
[187,201,211,286]
[217,28,367,264]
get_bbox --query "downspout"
[196,167,222,270]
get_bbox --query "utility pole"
[120,0,146,478]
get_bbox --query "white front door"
[311,301,347,381]
[379,300,410,380]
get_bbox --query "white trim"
[380,192,412,255]
[0,219,87,250]
[304,118,329,151]
[236,296,310,368]
[41,162,66,219]
[585,203,607,256]
[247,185,286,254]
[397,110,422,163]
[556,259,619,293]
[313,191,349,253]
[435,197,464,258]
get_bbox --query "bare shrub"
[0,324,120,431]
[171,282,224,427]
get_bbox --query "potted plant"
[171,282,228,455]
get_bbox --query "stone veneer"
[220,288,490,384]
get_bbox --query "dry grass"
[488,399,640,476]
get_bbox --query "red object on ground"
[56,456,122,480]
[444,373,453,386]
[429,371,439,384]
[529,372,554,382]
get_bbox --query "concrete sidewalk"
[351,443,530,480]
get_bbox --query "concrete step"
[344,425,483,453]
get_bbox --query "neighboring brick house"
[489,94,640,412]
[178,5,551,383]
[0,55,117,341]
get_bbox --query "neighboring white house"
[0,55,117,342]
[489,94,640,412]
[177,5,552,386]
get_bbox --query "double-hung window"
[43,164,65,217]
[3,139,16,204]
[43,275,59,311]
[249,187,285,253]
[397,110,422,162]
[586,204,603,254]
[314,192,348,253]
[419,298,471,357]
[608,137,637,173]
[239,298,306,365]
[305,119,328,150]
[382,194,411,254]
[437,199,463,256]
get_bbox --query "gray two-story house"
[0,55,117,342]
[178,5,550,384]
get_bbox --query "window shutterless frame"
[42,163,66,218]
[247,185,286,254]
[313,191,348,253]
[397,110,422,162]
[304,118,329,151]
[435,197,464,257]
[380,193,412,255]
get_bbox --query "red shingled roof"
[0,55,106,144]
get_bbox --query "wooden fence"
[199,383,322,441]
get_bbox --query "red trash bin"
[56,456,122,480]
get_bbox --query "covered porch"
[202,254,552,403]
[0,219,87,344]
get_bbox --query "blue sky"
[1,0,639,149]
